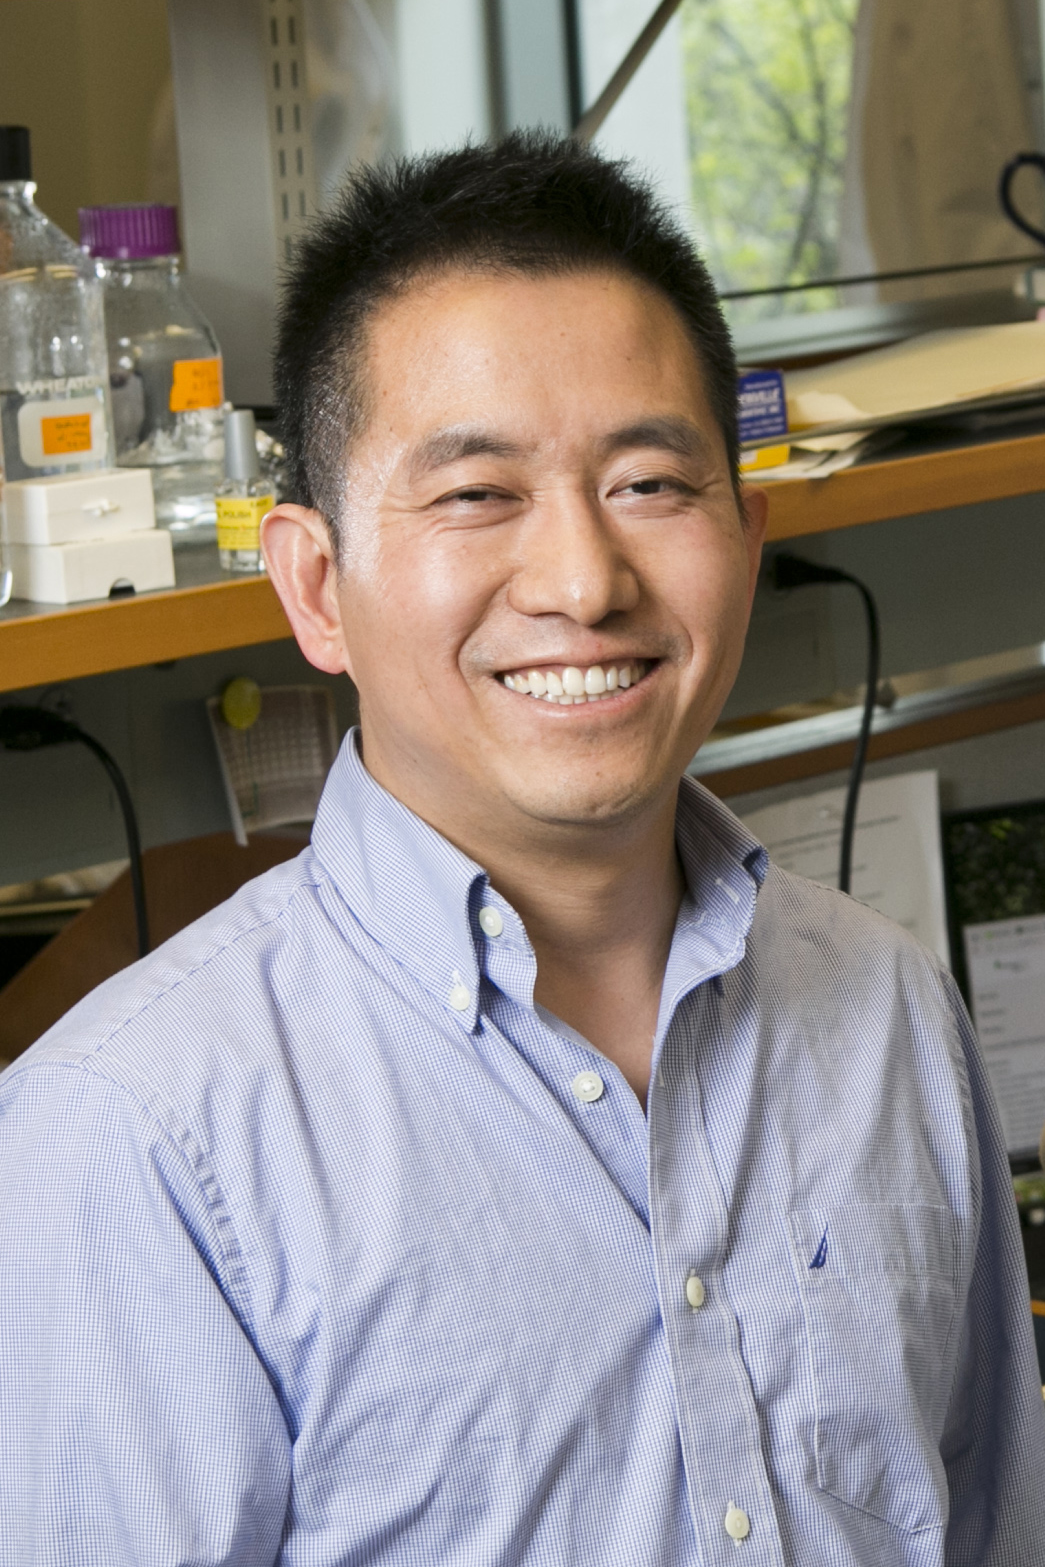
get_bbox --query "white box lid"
[4,468,156,544]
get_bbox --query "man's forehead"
[358,265,719,465]
[366,260,707,379]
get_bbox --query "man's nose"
[508,488,640,625]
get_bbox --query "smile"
[500,661,651,705]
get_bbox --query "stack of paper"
[745,428,903,480]
[785,320,1045,434]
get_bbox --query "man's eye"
[621,477,679,496]
[445,487,502,503]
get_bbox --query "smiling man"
[1,136,1043,1566]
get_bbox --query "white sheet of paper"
[738,770,950,964]
[964,914,1045,1156]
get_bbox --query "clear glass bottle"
[216,408,272,574]
[0,126,114,485]
[79,203,224,546]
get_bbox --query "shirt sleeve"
[0,1060,291,1566]
[938,972,1045,1566]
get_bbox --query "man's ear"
[261,504,356,680]
[739,484,768,609]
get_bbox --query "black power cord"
[0,705,149,958]
[769,554,882,896]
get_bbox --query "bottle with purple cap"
[79,202,224,545]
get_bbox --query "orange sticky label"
[169,357,223,412]
[40,412,94,456]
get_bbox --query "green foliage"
[681,0,858,313]
[945,810,1045,928]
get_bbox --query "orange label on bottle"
[169,357,223,412]
[40,412,94,456]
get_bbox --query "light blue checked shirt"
[2,731,1044,1566]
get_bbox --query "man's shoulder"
[756,858,949,985]
[749,861,967,1075]
[686,775,948,982]
[9,844,337,1089]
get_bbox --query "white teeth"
[502,660,649,703]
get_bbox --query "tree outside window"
[681,0,858,320]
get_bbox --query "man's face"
[316,268,763,836]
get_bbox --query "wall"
[720,486,1045,868]
[0,636,359,891]
[0,0,173,239]
[724,486,1045,720]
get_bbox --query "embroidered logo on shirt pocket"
[789,1203,959,1534]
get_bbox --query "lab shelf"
[763,426,1045,541]
[1,427,1043,695]
[0,548,289,694]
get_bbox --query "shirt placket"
[648,986,786,1567]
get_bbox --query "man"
[1,135,1042,1565]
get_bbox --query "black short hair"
[275,131,738,537]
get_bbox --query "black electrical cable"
[0,705,149,957]
[769,555,881,896]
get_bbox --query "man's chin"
[500,766,671,833]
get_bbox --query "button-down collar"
[311,730,767,1038]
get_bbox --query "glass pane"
[682,0,857,310]
[574,0,1045,340]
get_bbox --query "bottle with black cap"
[215,408,273,573]
[0,126,114,483]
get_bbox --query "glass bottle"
[79,203,225,546]
[0,126,114,485]
[216,408,272,574]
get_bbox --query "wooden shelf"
[1,427,1043,692]
[764,427,1045,541]
[0,556,290,694]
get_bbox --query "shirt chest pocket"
[789,1202,960,1534]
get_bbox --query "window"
[574,0,1045,338]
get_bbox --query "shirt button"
[685,1274,706,1309]
[572,1070,604,1103]
[724,1504,750,1542]
[478,906,503,938]
[448,981,471,1011]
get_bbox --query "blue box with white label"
[737,369,788,443]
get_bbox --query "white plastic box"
[7,528,175,604]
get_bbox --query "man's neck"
[491,805,684,1106]
[406,770,685,1107]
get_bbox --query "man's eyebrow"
[598,417,713,463]
[407,425,527,481]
